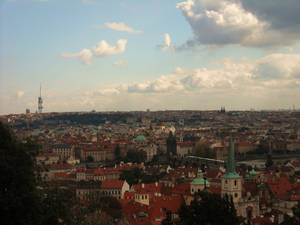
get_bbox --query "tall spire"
[227,133,235,173]
[38,84,43,113]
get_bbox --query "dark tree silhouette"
[177,191,239,225]
[0,122,42,225]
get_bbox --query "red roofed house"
[132,182,163,206]
[101,180,129,199]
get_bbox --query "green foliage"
[119,167,165,186]
[119,168,143,186]
[194,143,215,158]
[0,122,42,225]
[40,186,76,225]
[125,150,146,163]
[162,210,173,225]
[0,122,115,225]
[87,155,94,162]
[265,154,274,168]
[114,144,121,163]
[82,211,114,225]
[177,191,239,225]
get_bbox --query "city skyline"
[1,0,300,114]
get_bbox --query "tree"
[265,154,273,168]
[125,150,146,163]
[0,122,89,225]
[0,122,42,225]
[40,186,76,225]
[87,155,94,162]
[82,211,114,225]
[162,210,173,225]
[114,144,121,162]
[194,142,215,158]
[119,168,143,186]
[87,196,122,223]
[177,191,239,225]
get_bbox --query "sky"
[1,0,300,114]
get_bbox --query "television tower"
[38,84,43,113]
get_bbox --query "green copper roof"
[227,134,235,174]
[222,133,241,179]
[136,135,146,141]
[191,177,209,185]
[222,172,240,179]
[250,169,257,176]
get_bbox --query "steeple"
[221,132,242,203]
[227,133,235,174]
[222,132,240,178]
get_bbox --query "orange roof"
[101,180,125,189]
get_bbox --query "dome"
[191,177,209,186]
[136,135,146,142]
[250,168,257,176]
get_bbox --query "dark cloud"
[241,0,300,30]
[177,0,300,48]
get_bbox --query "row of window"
[224,180,238,186]
[135,194,148,200]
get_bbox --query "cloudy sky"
[1,0,300,114]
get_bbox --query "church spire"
[227,133,235,174]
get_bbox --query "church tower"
[221,134,242,203]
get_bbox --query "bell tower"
[221,134,242,203]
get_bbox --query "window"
[234,180,237,186]
[225,180,228,184]
[234,193,238,198]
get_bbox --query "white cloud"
[105,22,142,34]
[161,33,176,52]
[113,60,128,68]
[7,53,300,113]
[176,0,297,48]
[162,33,171,51]
[86,53,300,99]
[60,39,127,65]
[93,39,127,57]
[17,91,24,98]
[60,48,93,66]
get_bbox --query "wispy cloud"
[60,48,93,66]
[104,22,142,34]
[113,60,128,68]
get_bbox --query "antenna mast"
[38,84,43,113]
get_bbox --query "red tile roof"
[101,180,125,189]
